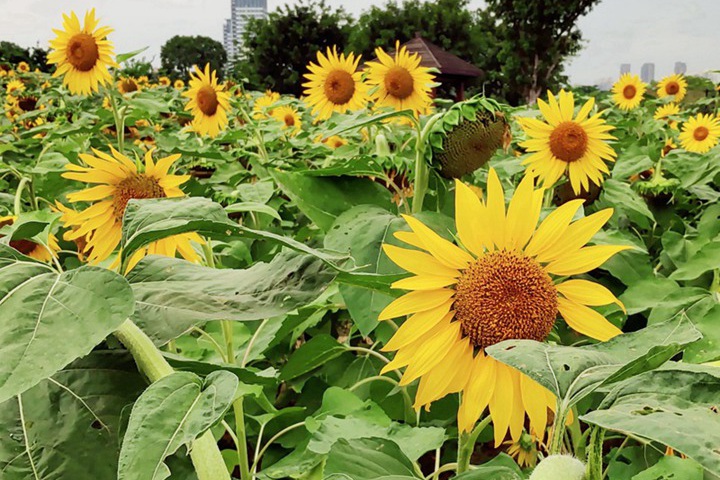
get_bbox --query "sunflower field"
[1,9,720,480]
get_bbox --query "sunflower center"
[549,121,588,163]
[196,86,219,116]
[384,66,415,100]
[66,33,99,72]
[693,126,709,141]
[18,96,37,111]
[665,82,680,95]
[283,114,295,127]
[622,85,637,99]
[453,250,558,349]
[323,69,355,105]
[120,79,138,93]
[112,174,166,220]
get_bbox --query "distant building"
[640,63,655,83]
[223,0,267,63]
[620,63,631,75]
[674,62,687,75]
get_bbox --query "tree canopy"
[0,41,50,72]
[160,35,227,79]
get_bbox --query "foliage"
[160,35,227,80]
[0,41,50,71]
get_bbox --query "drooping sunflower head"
[182,63,230,138]
[61,147,202,269]
[611,73,646,110]
[272,105,302,136]
[656,74,688,102]
[430,97,511,178]
[0,215,60,262]
[365,41,435,118]
[47,9,117,95]
[678,113,720,154]
[379,169,628,446]
[653,102,680,121]
[253,90,280,119]
[117,76,141,94]
[518,90,617,195]
[302,46,369,120]
[17,62,30,73]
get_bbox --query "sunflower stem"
[113,319,230,480]
[13,176,31,216]
[586,426,605,480]
[457,415,492,473]
[548,400,569,454]
[411,112,444,214]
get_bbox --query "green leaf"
[0,351,146,480]
[225,201,281,220]
[0,246,135,403]
[324,437,420,480]
[668,240,720,281]
[126,252,335,345]
[117,46,150,63]
[279,334,347,381]
[270,169,394,232]
[118,370,238,480]
[631,455,703,480]
[598,179,655,228]
[453,453,522,479]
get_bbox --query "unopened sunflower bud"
[375,132,391,156]
[529,454,585,480]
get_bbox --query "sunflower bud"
[375,132,391,156]
[529,455,586,480]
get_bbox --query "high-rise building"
[620,63,631,75]
[640,63,655,83]
[674,62,687,75]
[223,0,267,63]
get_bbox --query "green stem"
[457,415,492,473]
[114,320,230,480]
[427,463,458,480]
[568,407,585,459]
[411,112,444,214]
[548,400,569,454]
[586,426,605,480]
[251,422,305,473]
[14,177,30,216]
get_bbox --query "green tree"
[477,0,600,105]
[0,41,29,67]
[235,0,352,96]
[160,35,227,79]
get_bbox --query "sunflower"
[253,90,280,119]
[47,9,117,95]
[17,62,30,73]
[182,63,230,138]
[654,103,679,120]
[322,135,348,149]
[518,90,617,194]
[504,431,540,468]
[117,76,140,94]
[611,74,645,110]
[272,105,302,135]
[173,79,185,90]
[302,46,368,120]
[0,215,60,262]
[379,170,628,446]
[365,41,435,118]
[656,74,688,102]
[158,76,171,87]
[678,113,720,153]
[6,80,25,97]
[60,147,203,270]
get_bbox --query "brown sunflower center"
[384,66,414,100]
[196,85,218,116]
[120,79,138,93]
[283,114,296,127]
[665,81,680,95]
[549,121,588,163]
[17,96,37,112]
[66,33,99,72]
[323,69,355,105]
[453,250,558,349]
[694,126,709,141]
[112,174,166,220]
[622,85,637,99]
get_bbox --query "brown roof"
[401,35,483,78]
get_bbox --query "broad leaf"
[279,334,347,381]
[324,437,420,480]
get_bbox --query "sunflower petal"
[557,297,622,341]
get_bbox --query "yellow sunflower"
[504,431,540,468]
[47,9,117,95]
[173,79,185,90]
[182,63,230,138]
[322,135,347,149]
[158,76,171,87]
[6,80,25,97]
[653,103,679,120]
[117,76,141,94]
[0,215,60,262]
[60,147,203,270]
[518,90,617,194]
[302,46,368,120]
[656,74,687,102]
[379,170,628,446]
[678,113,720,153]
[272,105,302,136]
[611,74,645,110]
[253,90,280,119]
[365,41,435,118]
[17,62,30,73]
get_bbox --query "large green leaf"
[118,370,238,480]
[324,437,420,480]
[126,251,335,345]
[581,364,720,476]
[270,169,394,232]
[668,240,720,281]
[485,317,701,408]
[0,246,135,403]
[279,334,347,381]
[632,456,703,480]
[0,351,146,480]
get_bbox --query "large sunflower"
[379,170,628,446]
[47,9,116,95]
[678,113,720,153]
[60,147,203,270]
[0,216,60,262]
[365,41,435,118]
[656,74,688,102]
[302,46,368,120]
[518,90,617,194]
[182,63,230,138]
[611,73,646,110]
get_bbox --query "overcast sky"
[1,0,718,85]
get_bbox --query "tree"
[235,0,352,96]
[0,41,29,66]
[160,35,227,79]
[477,0,601,105]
